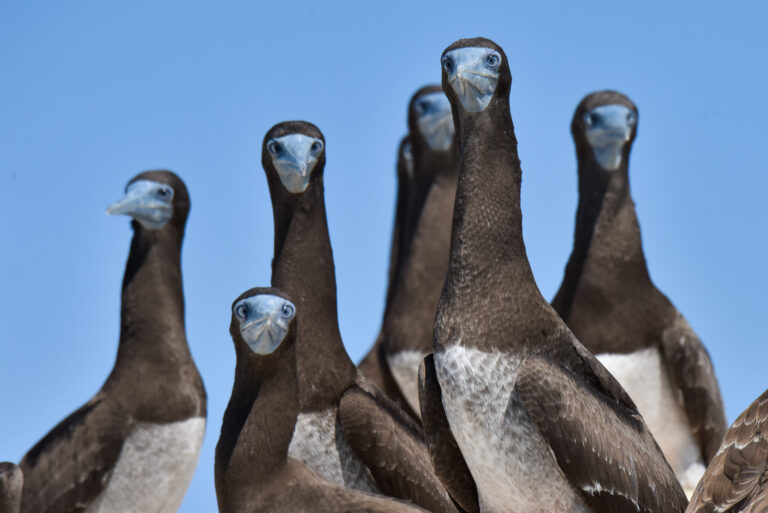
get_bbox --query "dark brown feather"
[687,390,768,513]
[339,387,460,513]
[517,354,687,513]
[18,171,205,513]
[552,91,726,472]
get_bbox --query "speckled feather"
[687,390,768,513]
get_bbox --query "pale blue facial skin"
[414,92,454,151]
[266,134,324,194]
[106,180,174,230]
[583,104,637,171]
[442,47,501,113]
[234,294,296,355]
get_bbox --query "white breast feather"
[597,347,704,495]
[288,408,378,493]
[387,349,427,419]
[435,345,589,513]
[85,417,205,513]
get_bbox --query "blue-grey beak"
[583,104,637,171]
[414,92,454,151]
[266,134,324,194]
[234,295,296,355]
[107,180,175,230]
[442,47,502,113]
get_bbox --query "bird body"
[18,171,205,513]
[262,121,459,513]
[420,38,687,513]
[552,91,726,494]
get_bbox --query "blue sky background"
[1,1,766,511]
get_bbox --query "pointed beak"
[107,180,174,230]
[235,295,296,355]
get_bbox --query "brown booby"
[358,136,417,417]
[215,287,429,513]
[551,90,727,495]
[418,38,687,513]
[381,85,458,418]
[262,121,460,513]
[0,463,22,513]
[687,389,768,513]
[19,171,206,513]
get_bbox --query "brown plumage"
[361,86,459,420]
[215,287,428,513]
[359,136,417,417]
[421,37,687,513]
[18,171,206,513]
[687,390,768,513]
[262,121,460,513]
[0,463,22,513]
[552,91,726,489]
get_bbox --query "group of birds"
[1,36,766,513]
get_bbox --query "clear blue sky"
[1,2,766,511]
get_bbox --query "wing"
[259,459,431,513]
[19,395,132,513]
[687,390,768,513]
[417,355,478,513]
[661,315,727,463]
[338,385,461,513]
[358,336,421,422]
[516,354,688,513]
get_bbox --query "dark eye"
[486,54,500,67]
[583,112,596,127]
[415,100,428,115]
[157,186,170,198]
[235,303,248,320]
[441,57,453,73]
[311,140,323,153]
[281,303,294,318]
[267,140,281,155]
[627,112,637,125]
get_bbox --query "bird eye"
[235,303,248,320]
[583,112,596,127]
[441,56,454,73]
[486,54,500,67]
[281,303,294,318]
[415,100,428,115]
[627,112,637,125]
[157,186,171,198]
[311,140,323,153]
[267,140,281,155]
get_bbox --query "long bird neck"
[216,343,298,509]
[270,178,357,408]
[437,103,557,350]
[384,146,457,355]
[553,148,652,319]
[108,222,192,382]
[449,107,538,297]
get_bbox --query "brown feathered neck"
[382,136,414,314]
[436,41,565,352]
[267,170,358,410]
[106,217,192,384]
[383,137,458,356]
[552,139,653,319]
